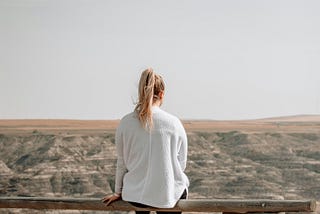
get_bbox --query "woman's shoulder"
[121,111,137,121]
[118,111,139,128]
[155,107,183,127]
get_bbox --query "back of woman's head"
[135,68,165,130]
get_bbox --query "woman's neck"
[153,99,163,107]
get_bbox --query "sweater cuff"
[114,192,121,197]
[115,185,122,194]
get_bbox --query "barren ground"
[0,115,319,214]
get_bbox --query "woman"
[102,68,189,213]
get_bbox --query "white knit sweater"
[114,106,189,208]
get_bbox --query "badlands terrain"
[0,115,320,213]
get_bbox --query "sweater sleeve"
[177,120,188,171]
[114,126,128,194]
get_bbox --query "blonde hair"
[135,68,165,130]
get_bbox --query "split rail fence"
[0,197,317,213]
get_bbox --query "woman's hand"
[101,193,121,206]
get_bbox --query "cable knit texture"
[114,106,189,208]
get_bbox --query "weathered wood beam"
[0,197,317,213]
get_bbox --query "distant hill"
[256,114,320,122]
[1,114,320,133]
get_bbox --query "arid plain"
[0,115,320,213]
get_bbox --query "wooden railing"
[0,197,317,213]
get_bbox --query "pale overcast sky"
[0,0,320,120]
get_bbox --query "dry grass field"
[1,114,320,134]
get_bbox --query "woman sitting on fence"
[102,68,189,214]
